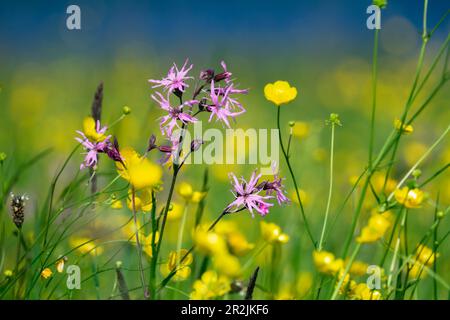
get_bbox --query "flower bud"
[122,106,131,115]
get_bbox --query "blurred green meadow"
[0,0,449,300]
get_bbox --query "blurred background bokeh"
[0,0,448,298]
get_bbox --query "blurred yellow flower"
[69,237,104,256]
[127,188,153,212]
[82,117,107,142]
[291,121,310,139]
[264,81,298,106]
[415,245,438,266]
[177,182,193,199]
[227,232,255,256]
[110,198,123,209]
[41,268,53,279]
[142,232,160,257]
[394,119,413,135]
[116,147,162,190]
[167,202,184,221]
[213,221,254,256]
[394,187,424,208]
[190,270,231,300]
[349,283,381,300]
[260,221,289,244]
[296,272,313,298]
[275,285,295,300]
[193,225,227,256]
[160,249,193,282]
[312,250,343,275]
[290,188,309,206]
[356,212,391,244]
[177,182,206,203]
[372,172,397,195]
[403,142,427,167]
[349,260,369,277]
[213,253,242,279]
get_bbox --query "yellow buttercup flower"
[212,253,242,279]
[394,119,413,135]
[69,237,104,256]
[127,188,153,212]
[349,260,369,277]
[226,232,255,256]
[372,172,397,195]
[167,202,184,221]
[349,283,381,300]
[82,116,107,142]
[394,187,424,208]
[312,250,344,275]
[160,249,193,282]
[415,245,438,266]
[260,221,289,244]
[193,225,228,256]
[177,182,207,203]
[41,268,53,279]
[356,212,391,244]
[213,221,254,256]
[177,182,193,199]
[116,147,162,190]
[190,270,231,300]
[264,81,298,106]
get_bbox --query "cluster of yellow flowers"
[312,250,381,299]
[356,211,392,244]
[260,221,289,244]
[409,245,439,279]
[160,249,193,282]
[193,221,254,279]
[116,147,162,191]
[190,270,231,300]
[394,187,424,209]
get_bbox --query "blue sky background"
[0,0,448,62]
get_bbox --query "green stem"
[131,187,149,299]
[368,28,379,169]
[276,106,316,247]
[176,201,189,263]
[387,124,450,202]
[318,123,335,251]
[331,243,361,300]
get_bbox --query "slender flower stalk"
[276,106,316,247]
[330,242,361,300]
[318,114,340,251]
[176,201,189,264]
[386,124,450,202]
[368,28,379,169]
[131,187,149,298]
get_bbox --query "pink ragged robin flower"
[151,92,198,137]
[226,171,274,217]
[206,81,246,128]
[148,59,193,93]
